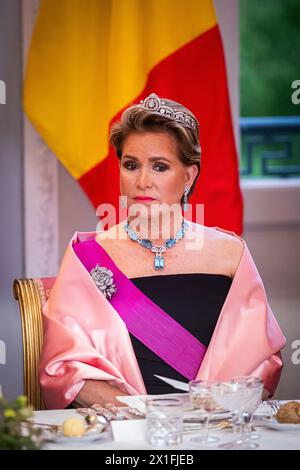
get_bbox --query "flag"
[24,0,243,234]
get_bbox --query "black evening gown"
[129,273,232,395]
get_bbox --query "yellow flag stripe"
[24,0,216,178]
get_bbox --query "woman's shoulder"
[189,222,245,277]
[189,221,243,244]
[206,225,243,247]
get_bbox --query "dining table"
[32,399,300,451]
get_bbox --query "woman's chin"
[128,200,160,215]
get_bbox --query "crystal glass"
[188,380,220,446]
[211,380,252,450]
[145,398,183,447]
[232,376,263,445]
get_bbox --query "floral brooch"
[90,265,117,299]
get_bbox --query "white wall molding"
[22,0,59,277]
[0,340,6,365]
[214,0,239,153]
[242,179,300,227]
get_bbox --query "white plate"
[263,417,300,431]
[117,394,228,416]
[184,410,232,422]
[47,425,107,445]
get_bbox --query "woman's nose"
[136,168,153,189]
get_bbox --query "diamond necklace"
[124,218,189,270]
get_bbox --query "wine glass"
[188,380,220,446]
[232,376,263,444]
[211,380,253,450]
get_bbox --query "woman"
[39,93,286,409]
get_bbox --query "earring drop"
[120,196,127,208]
[183,186,189,212]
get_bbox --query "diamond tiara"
[136,93,198,131]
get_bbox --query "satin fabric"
[39,227,286,409]
[73,239,207,381]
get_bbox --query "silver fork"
[263,400,281,417]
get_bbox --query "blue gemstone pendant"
[154,255,164,270]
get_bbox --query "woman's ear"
[185,164,199,188]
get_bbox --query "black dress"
[129,273,232,395]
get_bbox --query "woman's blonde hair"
[110,95,201,201]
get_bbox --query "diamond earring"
[183,186,190,212]
[120,196,127,208]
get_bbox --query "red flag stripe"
[79,26,243,234]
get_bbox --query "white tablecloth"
[33,404,300,450]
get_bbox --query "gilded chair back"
[13,277,55,410]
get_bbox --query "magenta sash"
[73,239,207,381]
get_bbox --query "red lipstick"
[134,196,156,201]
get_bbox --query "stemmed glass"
[232,376,263,444]
[211,380,252,450]
[188,380,220,446]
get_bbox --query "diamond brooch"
[90,265,117,299]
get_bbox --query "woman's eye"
[154,164,168,172]
[124,162,137,170]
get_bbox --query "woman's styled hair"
[109,93,201,201]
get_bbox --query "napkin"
[111,419,147,442]
[153,375,189,391]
